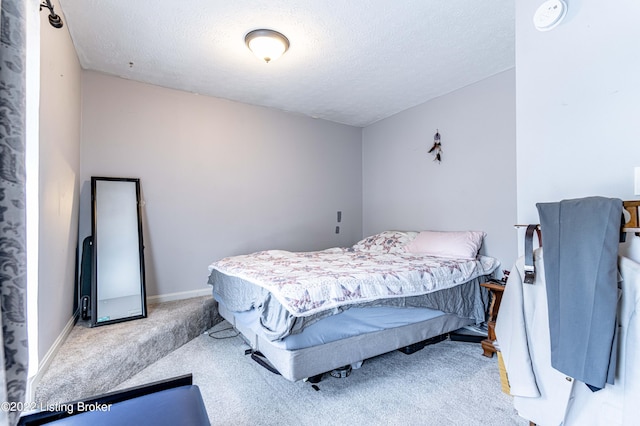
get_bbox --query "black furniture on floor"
[18,374,210,425]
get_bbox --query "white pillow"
[353,231,418,254]
[404,230,486,260]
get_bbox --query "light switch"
[635,167,640,196]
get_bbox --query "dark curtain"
[0,0,29,424]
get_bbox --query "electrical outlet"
[335,226,340,234]
[337,211,342,222]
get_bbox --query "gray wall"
[79,72,363,297]
[515,1,640,261]
[36,0,640,382]
[38,0,82,362]
[362,70,517,272]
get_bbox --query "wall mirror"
[91,177,147,326]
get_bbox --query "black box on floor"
[398,333,447,354]
[449,324,487,343]
[449,332,485,343]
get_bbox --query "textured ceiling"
[58,0,515,127]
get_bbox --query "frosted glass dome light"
[245,29,290,63]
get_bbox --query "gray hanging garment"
[536,196,622,390]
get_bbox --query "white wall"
[38,0,82,362]
[362,70,517,272]
[516,1,640,260]
[79,72,363,297]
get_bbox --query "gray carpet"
[35,296,217,404]
[116,321,527,426]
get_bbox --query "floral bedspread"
[209,248,498,317]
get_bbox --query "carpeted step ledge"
[35,296,219,405]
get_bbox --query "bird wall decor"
[428,130,442,163]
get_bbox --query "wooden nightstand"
[480,281,505,358]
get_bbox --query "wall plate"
[533,0,568,32]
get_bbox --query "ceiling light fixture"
[245,29,290,63]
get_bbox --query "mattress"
[211,270,489,341]
[207,230,498,381]
[217,295,473,382]
[208,240,498,340]
[209,247,498,318]
[216,294,447,351]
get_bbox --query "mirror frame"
[90,177,147,327]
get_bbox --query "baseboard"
[26,310,79,403]
[147,287,211,304]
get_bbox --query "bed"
[207,230,499,381]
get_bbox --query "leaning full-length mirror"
[91,177,147,326]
